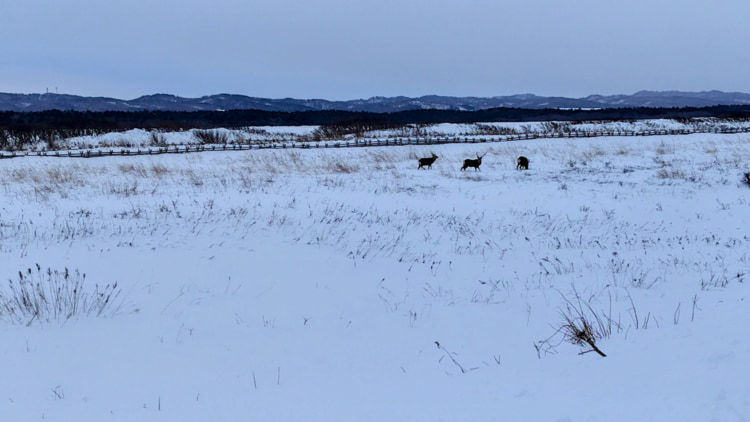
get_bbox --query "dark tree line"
[2,105,750,150]
[3,105,750,130]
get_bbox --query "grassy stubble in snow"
[0,130,748,420]
[0,264,126,325]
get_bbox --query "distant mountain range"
[2,90,750,113]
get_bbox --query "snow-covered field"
[0,125,749,421]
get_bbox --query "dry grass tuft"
[0,264,131,325]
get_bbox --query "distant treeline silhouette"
[1,105,750,149]
[3,105,750,130]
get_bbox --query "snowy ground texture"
[1,122,749,421]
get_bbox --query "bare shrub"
[194,129,229,145]
[99,137,134,148]
[0,131,10,150]
[540,121,573,134]
[312,125,349,141]
[312,119,407,141]
[149,131,168,147]
[535,290,622,358]
[472,124,518,136]
[0,264,130,325]
[558,304,609,357]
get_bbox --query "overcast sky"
[2,0,748,100]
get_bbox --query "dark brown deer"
[516,156,529,170]
[418,153,438,169]
[461,154,484,171]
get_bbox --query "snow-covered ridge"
[3,118,750,156]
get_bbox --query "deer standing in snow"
[461,153,484,171]
[516,156,529,170]
[418,153,439,169]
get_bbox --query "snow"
[0,125,749,421]
[23,119,750,153]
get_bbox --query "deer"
[461,153,484,171]
[516,156,529,170]
[418,153,439,169]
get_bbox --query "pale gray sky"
[2,0,748,100]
